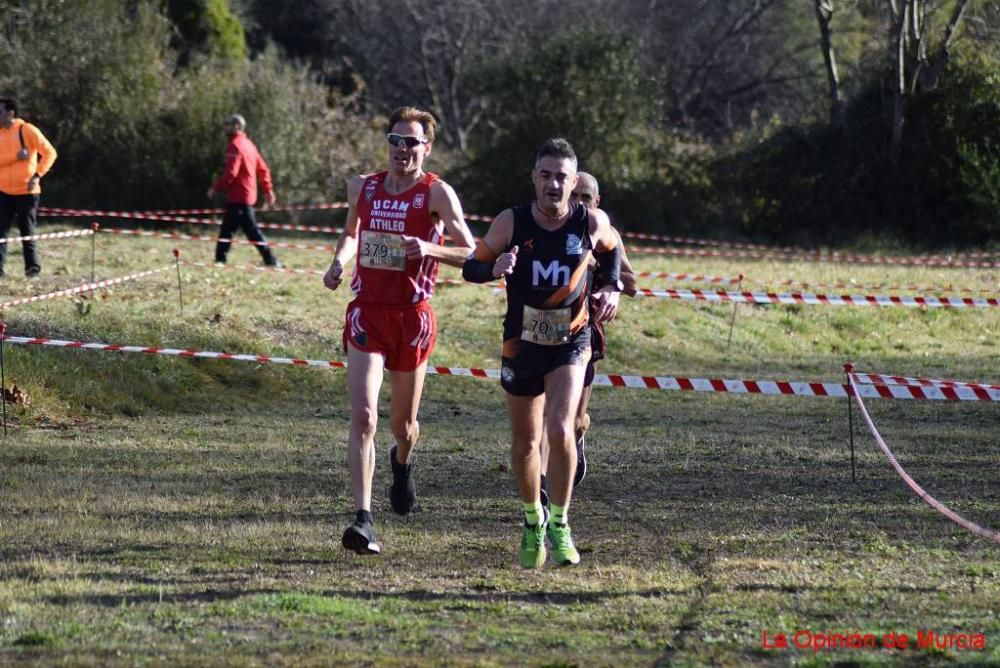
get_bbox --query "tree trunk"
[918,0,971,92]
[814,0,844,134]
[888,0,910,167]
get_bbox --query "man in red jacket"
[207,114,281,267]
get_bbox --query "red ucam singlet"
[350,171,444,305]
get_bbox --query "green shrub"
[0,1,382,212]
[714,51,1000,248]
[460,28,711,232]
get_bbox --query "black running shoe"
[341,511,381,555]
[573,433,587,487]
[389,445,416,516]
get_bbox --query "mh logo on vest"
[532,260,570,286]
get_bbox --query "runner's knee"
[390,416,419,445]
[350,406,378,442]
[546,424,574,451]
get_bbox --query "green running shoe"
[547,522,580,565]
[519,521,547,569]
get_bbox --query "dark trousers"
[214,203,277,264]
[0,192,41,276]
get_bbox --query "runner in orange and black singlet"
[499,202,594,396]
[461,137,622,569]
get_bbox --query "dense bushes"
[458,29,714,232]
[0,0,380,211]
[713,53,1000,248]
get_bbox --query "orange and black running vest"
[502,202,593,346]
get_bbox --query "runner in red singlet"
[323,107,475,555]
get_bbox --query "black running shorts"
[500,334,591,397]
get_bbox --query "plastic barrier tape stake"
[173,249,184,317]
[0,322,6,437]
[844,362,856,483]
[726,274,744,352]
[90,223,99,288]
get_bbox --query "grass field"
[0,220,998,666]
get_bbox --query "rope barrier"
[846,367,1000,544]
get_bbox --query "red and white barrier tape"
[97,228,335,252]
[766,279,999,296]
[40,203,349,217]
[0,267,170,309]
[853,372,1000,393]
[180,260,325,277]
[251,222,342,235]
[619,229,999,261]
[642,272,744,284]
[3,334,998,401]
[627,244,1000,268]
[847,371,1000,544]
[39,204,1000,264]
[0,229,94,245]
[436,277,504,288]
[42,210,211,224]
[632,288,1000,308]
[40,209,345,235]
[621,230,796,252]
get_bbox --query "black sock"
[356,509,373,525]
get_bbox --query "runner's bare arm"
[323,175,365,291]
[611,227,637,297]
[462,209,514,282]
[588,209,622,321]
[401,181,475,266]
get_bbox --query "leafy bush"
[928,53,1000,239]
[0,0,382,212]
[459,28,712,232]
[166,0,248,63]
[714,51,1000,248]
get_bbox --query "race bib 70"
[521,305,571,345]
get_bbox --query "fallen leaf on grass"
[2,385,30,406]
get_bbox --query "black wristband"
[462,256,496,283]
[595,244,622,289]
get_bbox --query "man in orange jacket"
[207,114,280,267]
[0,98,57,279]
